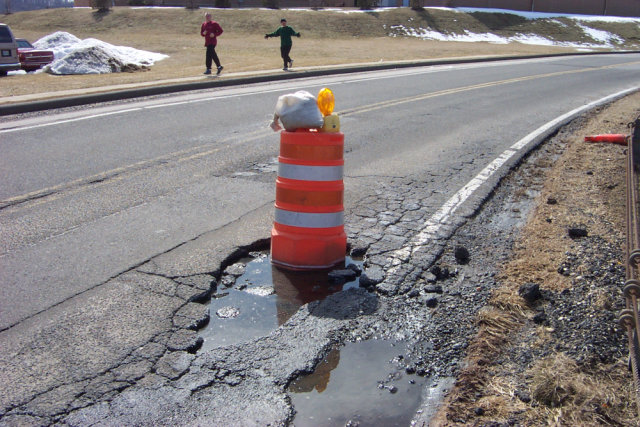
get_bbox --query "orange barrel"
[271,129,346,270]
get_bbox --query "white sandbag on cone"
[270,90,324,132]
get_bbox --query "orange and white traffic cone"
[270,129,346,270]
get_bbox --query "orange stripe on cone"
[271,130,346,270]
[272,223,346,270]
[275,178,343,213]
[279,131,344,163]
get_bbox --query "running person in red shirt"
[201,12,223,75]
[265,18,300,71]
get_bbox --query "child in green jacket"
[265,18,301,71]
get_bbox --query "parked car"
[16,38,54,72]
[0,24,20,76]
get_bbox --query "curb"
[1,50,639,116]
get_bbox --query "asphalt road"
[1,53,639,424]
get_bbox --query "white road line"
[388,85,640,268]
[0,56,591,134]
[0,88,291,133]
[0,108,143,133]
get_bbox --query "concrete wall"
[534,0,604,14]
[73,0,639,17]
[422,0,640,17]
[602,0,640,16]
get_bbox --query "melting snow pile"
[33,32,168,75]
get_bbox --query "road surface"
[1,53,639,424]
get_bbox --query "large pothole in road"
[197,251,448,425]
[199,252,364,352]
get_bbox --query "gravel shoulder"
[426,91,640,425]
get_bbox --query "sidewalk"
[0,51,608,115]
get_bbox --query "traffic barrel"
[584,134,629,145]
[271,129,346,270]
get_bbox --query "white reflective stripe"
[278,163,343,181]
[275,209,344,228]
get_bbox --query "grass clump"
[528,353,636,425]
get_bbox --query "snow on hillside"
[386,7,640,48]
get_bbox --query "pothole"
[288,339,431,426]
[232,157,279,177]
[199,252,364,352]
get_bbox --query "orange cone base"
[584,134,628,145]
[271,224,346,271]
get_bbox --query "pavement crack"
[5,201,274,333]
[0,189,56,211]
[0,169,128,212]
[346,173,404,179]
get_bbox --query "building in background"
[6,0,637,18]
[2,0,73,13]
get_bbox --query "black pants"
[280,45,292,67]
[206,45,221,69]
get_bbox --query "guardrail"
[619,117,640,414]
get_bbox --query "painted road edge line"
[388,85,640,270]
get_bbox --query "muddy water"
[199,254,362,352]
[288,339,429,426]
[198,253,434,424]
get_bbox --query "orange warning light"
[317,88,335,117]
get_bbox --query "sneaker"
[283,67,288,71]
[203,68,211,75]
[288,59,293,68]
[216,66,223,75]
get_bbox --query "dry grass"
[528,354,635,425]
[429,92,640,426]
[0,7,619,99]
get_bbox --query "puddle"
[199,253,363,352]
[288,339,430,426]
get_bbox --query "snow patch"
[33,31,168,75]
[389,19,629,49]
[577,23,624,46]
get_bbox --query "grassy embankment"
[2,7,639,98]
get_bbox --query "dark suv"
[0,24,21,76]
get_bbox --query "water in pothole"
[199,253,363,352]
[288,339,430,426]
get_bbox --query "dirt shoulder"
[430,92,640,425]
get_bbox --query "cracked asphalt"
[2,60,638,425]
[0,142,541,425]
